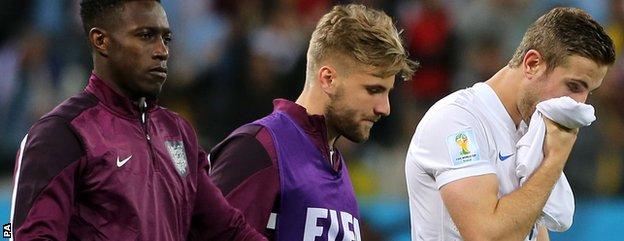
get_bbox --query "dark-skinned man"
[9,1,266,240]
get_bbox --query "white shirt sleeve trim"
[436,161,496,189]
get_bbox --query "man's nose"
[153,38,169,61]
[572,92,588,103]
[374,95,391,117]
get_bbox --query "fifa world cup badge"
[446,129,481,165]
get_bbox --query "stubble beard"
[518,85,540,124]
[325,90,369,143]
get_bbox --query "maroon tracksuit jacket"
[10,74,266,241]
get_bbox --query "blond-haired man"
[405,7,615,241]
[209,4,417,241]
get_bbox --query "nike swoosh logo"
[498,152,514,161]
[116,155,132,167]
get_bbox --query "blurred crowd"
[1,0,624,239]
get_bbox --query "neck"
[484,66,524,127]
[295,84,338,148]
[93,57,137,101]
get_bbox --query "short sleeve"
[406,104,495,189]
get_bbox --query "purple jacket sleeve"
[187,150,268,241]
[209,128,279,239]
[12,116,83,240]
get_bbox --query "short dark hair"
[79,0,161,35]
[508,7,616,71]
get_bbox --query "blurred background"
[1,0,623,240]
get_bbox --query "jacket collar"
[85,73,158,118]
[272,99,335,159]
[273,99,327,137]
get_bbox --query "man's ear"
[89,27,109,57]
[522,49,546,80]
[318,65,337,95]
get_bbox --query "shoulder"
[209,124,276,195]
[416,95,487,143]
[42,91,99,123]
[30,91,98,146]
[20,112,85,181]
[26,116,80,153]
[407,89,493,175]
[428,87,483,118]
[210,124,267,162]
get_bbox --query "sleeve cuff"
[436,161,496,189]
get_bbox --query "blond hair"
[508,7,615,71]
[306,4,418,82]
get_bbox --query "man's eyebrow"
[133,26,171,33]
[364,84,393,92]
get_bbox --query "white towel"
[516,96,595,232]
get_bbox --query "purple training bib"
[254,111,361,241]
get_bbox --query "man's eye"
[139,32,154,40]
[567,82,582,93]
[163,35,172,44]
[366,87,382,94]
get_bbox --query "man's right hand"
[542,117,579,168]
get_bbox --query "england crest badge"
[165,140,188,177]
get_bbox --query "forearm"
[14,163,78,240]
[445,157,564,241]
[222,166,279,237]
[190,169,267,241]
[482,117,578,239]
[488,158,565,240]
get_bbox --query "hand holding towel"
[516,96,594,232]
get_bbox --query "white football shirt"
[405,82,539,240]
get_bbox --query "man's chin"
[140,86,163,99]
[342,132,369,143]
[146,91,161,99]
